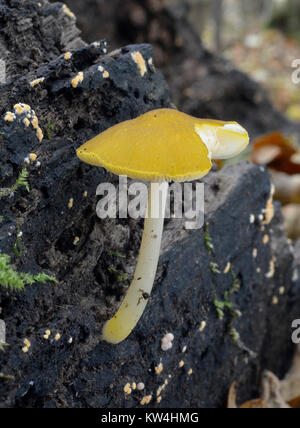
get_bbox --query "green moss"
[109,251,126,259]
[0,168,29,199]
[204,225,214,255]
[0,253,58,291]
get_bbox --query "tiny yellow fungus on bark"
[199,321,206,332]
[124,383,132,394]
[4,112,15,122]
[30,77,45,88]
[24,338,31,348]
[62,4,76,19]
[140,395,152,405]
[64,52,72,60]
[131,51,147,76]
[155,363,163,375]
[71,72,84,88]
[224,262,231,274]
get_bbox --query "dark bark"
[0,0,299,408]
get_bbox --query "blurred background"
[64,0,300,240]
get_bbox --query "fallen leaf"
[252,132,300,175]
[280,345,300,402]
[240,399,268,409]
[228,381,268,408]
[288,396,300,409]
[282,204,300,240]
[270,169,300,204]
[261,371,291,408]
[227,381,238,408]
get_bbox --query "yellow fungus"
[55,333,61,341]
[73,236,80,246]
[71,72,84,88]
[262,185,275,225]
[30,77,45,88]
[29,153,37,162]
[23,118,30,127]
[36,127,44,142]
[155,363,163,375]
[224,262,231,274]
[178,360,185,368]
[124,383,132,394]
[263,234,269,245]
[131,51,147,76]
[272,296,279,305]
[14,104,24,114]
[199,321,206,332]
[140,395,152,405]
[4,112,14,122]
[77,108,249,344]
[62,4,76,19]
[266,258,276,279]
[22,346,29,353]
[68,198,74,209]
[188,369,193,376]
[103,71,109,79]
[64,52,72,60]
[31,116,39,129]
[24,338,31,348]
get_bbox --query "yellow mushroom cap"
[76,109,249,182]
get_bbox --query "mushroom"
[76,108,249,344]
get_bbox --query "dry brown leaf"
[252,132,300,175]
[227,381,238,408]
[280,345,300,402]
[261,371,291,408]
[270,169,300,204]
[228,381,268,408]
[288,396,300,409]
[240,399,268,409]
[282,204,300,240]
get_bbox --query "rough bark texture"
[0,0,299,408]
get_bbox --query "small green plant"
[108,266,129,282]
[46,120,56,140]
[210,261,221,274]
[0,168,29,199]
[204,225,214,255]
[0,253,58,291]
[109,251,126,259]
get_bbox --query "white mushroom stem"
[102,181,169,344]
